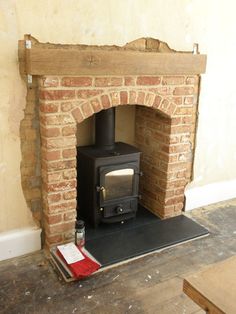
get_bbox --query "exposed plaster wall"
[0,0,236,232]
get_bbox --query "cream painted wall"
[115,106,136,146]
[0,0,236,232]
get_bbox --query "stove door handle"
[96,186,106,200]
[100,186,106,200]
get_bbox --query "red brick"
[46,221,75,234]
[186,76,198,85]
[165,102,176,116]
[64,211,76,221]
[63,169,77,180]
[176,169,187,178]
[61,77,92,87]
[62,125,76,136]
[61,102,73,112]
[40,103,59,113]
[71,107,84,123]
[40,77,59,87]
[169,96,183,105]
[174,203,184,212]
[110,92,120,106]
[174,187,185,195]
[173,87,194,96]
[167,162,188,172]
[152,132,169,144]
[63,230,74,241]
[152,95,162,108]
[47,201,76,214]
[170,117,182,125]
[124,77,135,86]
[184,96,194,105]
[156,86,174,95]
[137,91,145,105]
[165,179,187,189]
[162,76,185,85]
[77,89,103,99]
[62,148,76,158]
[120,91,128,105]
[81,102,93,118]
[46,234,63,244]
[40,127,60,138]
[44,172,62,183]
[63,190,77,200]
[170,125,191,134]
[161,206,175,218]
[164,205,176,214]
[137,76,161,85]
[175,107,196,115]
[168,135,180,144]
[178,152,192,162]
[42,149,61,161]
[168,155,179,163]
[180,135,190,143]
[90,98,102,113]
[162,143,190,154]
[42,137,76,149]
[161,189,175,200]
[165,196,184,205]
[43,159,76,172]
[44,213,62,224]
[94,77,123,87]
[144,93,155,107]
[39,90,76,100]
[129,91,137,104]
[41,114,75,126]
[48,193,62,203]
[160,99,169,110]
[46,180,76,193]
[101,95,111,109]
[181,116,194,124]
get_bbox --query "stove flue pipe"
[95,108,115,150]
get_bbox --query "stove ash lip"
[95,107,116,150]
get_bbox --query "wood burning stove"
[77,108,141,227]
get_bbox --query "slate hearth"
[85,206,209,266]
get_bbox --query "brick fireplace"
[18,36,206,248]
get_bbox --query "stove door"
[104,168,134,200]
[98,163,139,205]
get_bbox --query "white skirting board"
[185,179,236,211]
[0,227,42,261]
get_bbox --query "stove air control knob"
[116,206,123,213]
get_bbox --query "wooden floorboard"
[0,200,235,314]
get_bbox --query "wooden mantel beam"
[18,36,207,76]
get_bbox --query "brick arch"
[71,89,177,124]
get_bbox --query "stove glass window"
[104,168,134,200]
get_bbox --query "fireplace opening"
[76,107,141,227]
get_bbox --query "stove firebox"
[76,108,141,227]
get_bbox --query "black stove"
[76,108,141,227]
